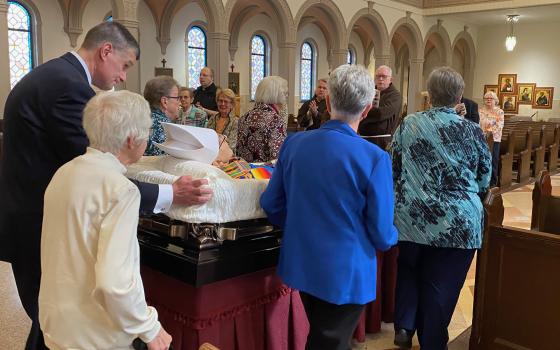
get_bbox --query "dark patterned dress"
[237,102,286,162]
[391,107,491,249]
[145,107,171,156]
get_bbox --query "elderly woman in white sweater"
[39,91,172,350]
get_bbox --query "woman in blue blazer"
[261,65,398,350]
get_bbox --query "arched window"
[250,35,267,100]
[300,42,314,101]
[187,26,207,88]
[347,48,355,65]
[104,14,113,22]
[7,1,34,88]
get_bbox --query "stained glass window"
[250,35,267,100]
[300,42,313,101]
[105,14,113,22]
[187,26,207,88]
[8,1,33,88]
[347,48,354,64]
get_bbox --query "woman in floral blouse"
[207,89,238,151]
[143,76,181,156]
[237,76,287,162]
[479,91,505,186]
[391,67,491,349]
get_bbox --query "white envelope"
[154,123,219,164]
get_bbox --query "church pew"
[543,125,559,172]
[498,130,514,189]
[470,188,560,350]
[531,170,560,234]
[530,126,546,177]
[501,125,532,184]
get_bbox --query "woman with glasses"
[178,87,207,127]
[207,89,239,151]
[479,91,504,186]
[143,76,181,156]
[237,76,288,162]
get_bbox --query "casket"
[127,156,281,286]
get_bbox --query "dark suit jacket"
[461,97,480,124]
[297,96,328,130]
[358,83,402,137]
[0,53,158,262]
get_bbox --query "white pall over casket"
[126,156,268,223]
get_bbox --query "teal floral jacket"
[145,107,171,156]
[391,107,492,249]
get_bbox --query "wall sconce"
[505,15,520,51]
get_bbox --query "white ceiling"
[430,4,560,26]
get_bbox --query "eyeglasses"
[375,75,390,80]
[165,96,181,100]
[217,99,232,104]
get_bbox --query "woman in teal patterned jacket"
[391,67,491,349]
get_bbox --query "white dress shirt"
[39,148,161,350]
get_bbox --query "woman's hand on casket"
[172,175,213,206]
[147,326,172,350]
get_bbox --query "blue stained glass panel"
[300,43,313,101]
[8,1,33,88]
[347,50,353,64]
[251,35,266,100]
[187,26,206,88]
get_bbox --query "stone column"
[408,57,424,113]
[0,0,10,115]
[329,49,348,70]
[278,41,297,115]
[207,32,230,89]
[114,19,140,93]
[374,54,391,68]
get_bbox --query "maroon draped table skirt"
[141,266,309,350]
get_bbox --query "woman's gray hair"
[484,91,499,106]
[83,90,152,155]
[328,64,376,123]
[427,67,465,107]
[254,76,288,105]
[143,76,180,108]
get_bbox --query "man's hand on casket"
[172,176,213,206]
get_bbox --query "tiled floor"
[1,174,558,350]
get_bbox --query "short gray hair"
[143,76,180,108]
[484,91,499,106]
[255,76,288,105]
[83,90,152,155]
[81,21,140,60]
[376,65,392,76]
[427,67,465,107]
[328,64,376,123]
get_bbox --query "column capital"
[375,54,391,60]
[0,2,8,13]
[279,41,297,49]
[410,58,424,64]
[115,19,139,29]
[207,32,230,41]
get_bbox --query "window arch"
[7,1,34,88]
[104,13,113,22]
[250,34,268,100]
[300,42,314,101]
[187,26,207,88]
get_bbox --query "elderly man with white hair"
[39,91,172,350]
[260,64,398,350]
[358,65,402,148]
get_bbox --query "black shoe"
[394,329,413,348]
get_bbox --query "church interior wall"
[82,0,111,38]
[348,31,364,65]
[233,13,279,114]
[165,2,207,89]
[32,0,67,62]
[295,23,329,103]
[473,20,560,119]
[137,0,160,92]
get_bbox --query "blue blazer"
[0,53,158,262]
[261,120,398,305]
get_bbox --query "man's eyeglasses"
[375,75,390,80]
[165,96,181,100]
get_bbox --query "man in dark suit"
[358,65,403,149]
[455,97,480,124]
[0,22,212,350]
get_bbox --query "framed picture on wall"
[532,87,554,109]
[498,74,517,94]
[484,85,499,96]
[500,94,518,114]
[517,83,536,104]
